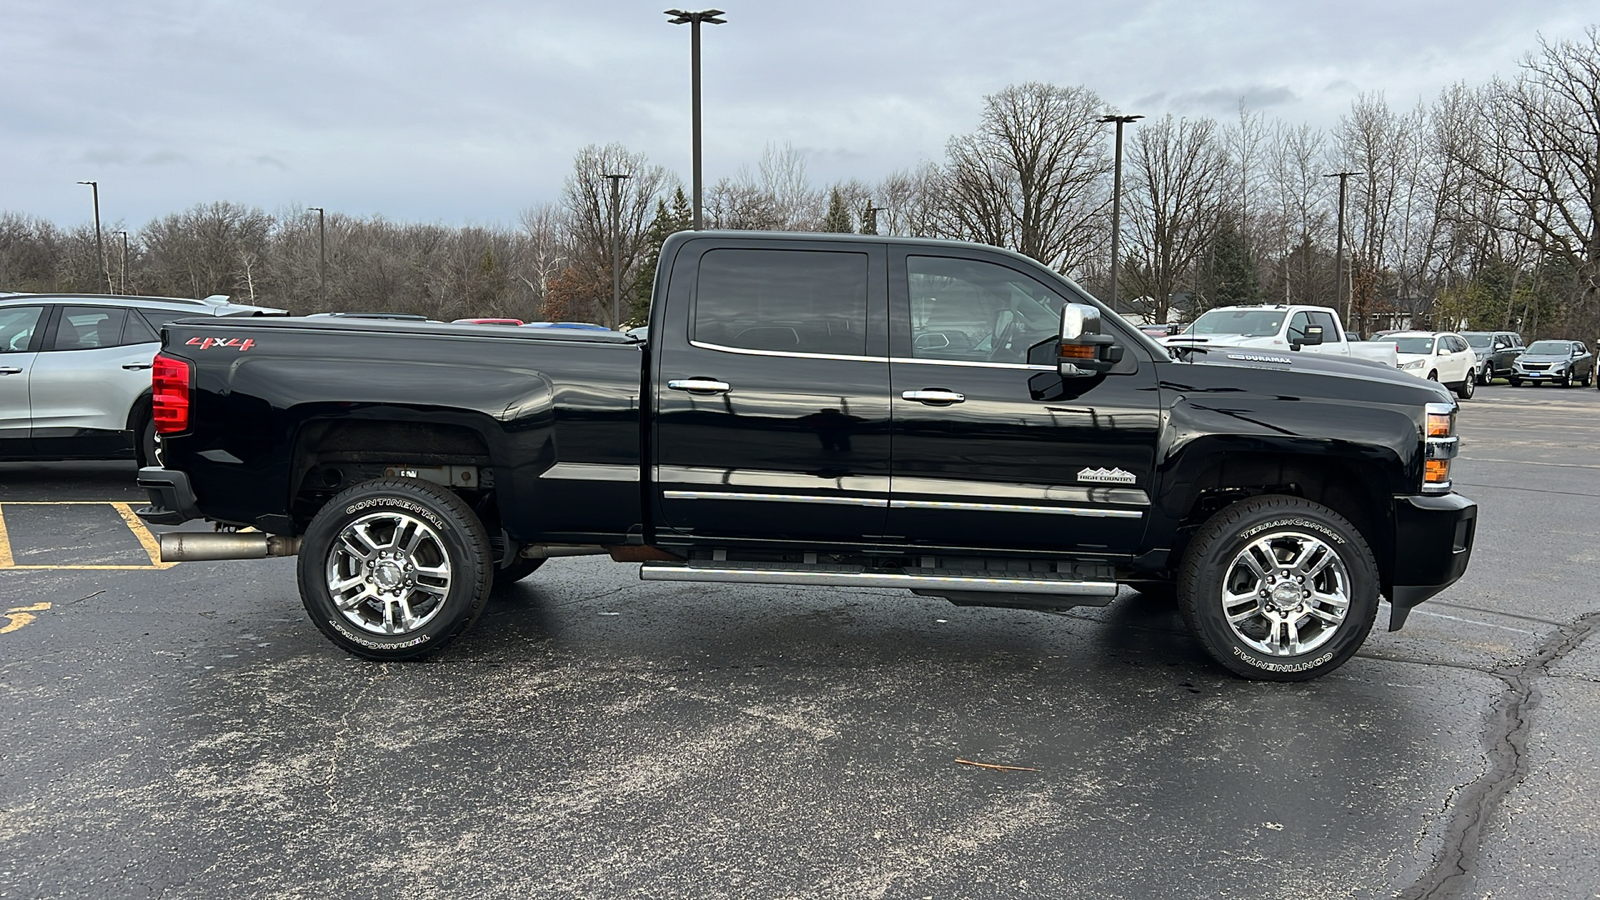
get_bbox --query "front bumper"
[1387,492,1476,630]
[136,466,202,526]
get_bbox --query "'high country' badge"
[1077,466,1137,484]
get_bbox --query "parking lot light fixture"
[664,8,726,230]
[308,207,327,305]
[116,231,129,294]
[76,180,112,294]
[1099,114,1141,317]
[603,174,631,328]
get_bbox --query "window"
[0,306,43,353]
[906,256,1066,363]
[1308,311,1338,338]
[122,310,161,344]
[693,249,869,356]
[52,307,129,350]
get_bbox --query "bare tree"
[873,163,945,238]
[1265,122,1334,306]
[561,143,675,327]
[1121,115,1229,323]
[939,82,1111,273]
[1454,28,1600,337]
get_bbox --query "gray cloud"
[3,0,1594,228]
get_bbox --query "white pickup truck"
[1162,304,1400,368]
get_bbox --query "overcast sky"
[2,0,1593,231]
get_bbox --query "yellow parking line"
[1,602,51,634]
[112,502,177,569]
[0,501,178,570]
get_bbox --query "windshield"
[1524,340,1571,355]
[1393,336,1436,354]
[1464,334,1492,349]
[1186,309,1285,337]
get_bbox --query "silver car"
[0,293,285,464]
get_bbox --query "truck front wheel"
[1177,495,1379,681]
[297,477,494,660]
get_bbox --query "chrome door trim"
[657,465,890,495]
[539,462,640,482]
[688,339,886,364]
[891,475,1150,507]
[889,499,1143,518]
[663,490,888,507]
[889,356,1056,371]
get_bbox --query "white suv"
[0,293,285,465]
[1391,331,1478,399]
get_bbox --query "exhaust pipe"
[160,532,302,562]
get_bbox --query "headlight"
[1402,359,1425,370]
[1423,402,1457,493]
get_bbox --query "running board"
[638,563,1119,597]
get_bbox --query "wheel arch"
[1160,448,1399,596]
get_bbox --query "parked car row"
[0,292,285,463]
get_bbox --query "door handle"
[123,363,153,371]
[902,389,965,404]
[0,366,22,375]
[667,378,731,395]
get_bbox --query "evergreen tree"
[628,187,692,326]
[1194,214,1260,316]
[821,187,853,233]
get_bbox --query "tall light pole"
[76,180,112,293]
[603,173,631,328]
[1099,114,1142,316]
[116,231,129,294]
[665,8,726,230]
[308,207,327,305]
[1324,171,1361,325]
[862,201,886,235]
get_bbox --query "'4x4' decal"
[185,337,254,351]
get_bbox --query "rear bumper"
[136,466,201,526]
[1386,492,1477,630]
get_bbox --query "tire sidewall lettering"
[1238,516,1347,546]
[343,497,447,532]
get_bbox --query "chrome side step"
[638,563,1118,597]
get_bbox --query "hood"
[1516,353,1571,363]
[1169,342,1429,386]
[1395,352,1433,365]
[1162,334,1286,350]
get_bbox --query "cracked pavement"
[1,384,1597,899]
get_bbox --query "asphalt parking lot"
[2,382,1598,900]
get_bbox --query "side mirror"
[1300,324,1324,347]
[1058,303,1122,378]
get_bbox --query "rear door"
[29,304,160,456]
[886,247,1160,554]
[0,305,46,456]
[652,237,892,544]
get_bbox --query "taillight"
[152,353,192,434]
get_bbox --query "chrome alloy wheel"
[1220,530,1351,657]
[325,511,452,635]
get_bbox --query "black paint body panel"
[151,232,1474,610]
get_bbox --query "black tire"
[1176,495,1380,681]
[1455,369,1475,400]
[1583,369,1593,388]
[1426,371,1438,382]
[1560,373,1571,388]
[297,477,493,660]
[1509,377,1521,387]
[493,556,547,587]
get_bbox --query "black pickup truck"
[136,232,1475,681]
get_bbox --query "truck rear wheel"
[297,477,493,660]
[1177,495,1379,681]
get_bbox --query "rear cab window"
[692,248,871,357]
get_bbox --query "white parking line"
[1407,607,1536,634]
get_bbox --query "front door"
[653,238,892,545]
[0,305,45,457]
[886,248,1161,555]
